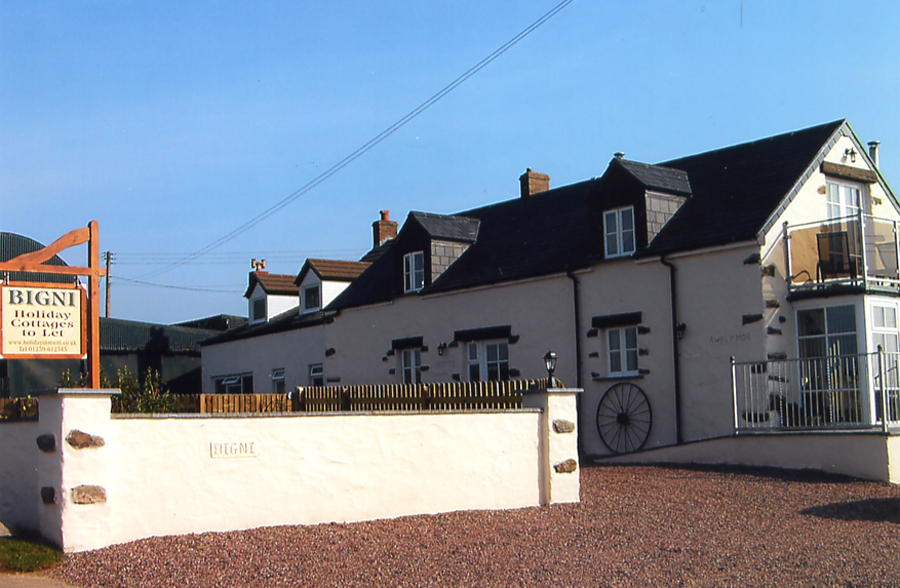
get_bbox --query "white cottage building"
[202,120,899,480]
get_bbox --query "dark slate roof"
[200,307,329,346]
[408,212,480,243]
[295,258,370,286]
[101,318,220,353]
[614,159,692,196]
[0,232,74,285]
[171,314,247,331]
[329,179,600,309]
[243,271,297,298]
[642,119,846,256]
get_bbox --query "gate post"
[522,387,581,505]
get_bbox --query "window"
[608,326,638,375]
[402,348,422,384]
[403,251,425,293]
[826,181,861,220]
[798,305,857,360]
[214,373,253,394]
[271,369,285,394]
[303,285,320,311]
[604,206,635,258]
[872,305,899,354]
[467,341,509,381]
[308,364,324,387]
[250,298,266,323]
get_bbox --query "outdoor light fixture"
[676,322,687,340]
[844,147,857,163]
[437,342,448,356]
[543,349,558,388]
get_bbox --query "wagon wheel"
[596,382,652,454]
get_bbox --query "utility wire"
[136,0,575,281]
[115,276,243,294]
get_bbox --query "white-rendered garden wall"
[3,387,579,553]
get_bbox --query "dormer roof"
[613,158,693,196]
[407,212,480,243]
[243,271,297,298]
[295,259,370,286]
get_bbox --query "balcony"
[732,351,900,433]
[784,213,900,294]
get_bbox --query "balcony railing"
[732,350,900,433]
[784,212,900,292]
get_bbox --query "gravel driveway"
[49,464,900,587]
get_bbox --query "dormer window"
[303,284,320,312]
[250,298,266,323]
[404,251,425,293]
[604,206,635,258]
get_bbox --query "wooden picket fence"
[171,378,554,415]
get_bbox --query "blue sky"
[2,1,898,324]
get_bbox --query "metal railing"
[732,350,900,432]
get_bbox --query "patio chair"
[816,231,858,282]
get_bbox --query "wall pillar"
[522,387,581,505]
[35,388,117,553]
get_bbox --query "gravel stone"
[50,465,900,587]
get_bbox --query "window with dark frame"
[304,285,320,311]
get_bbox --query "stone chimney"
[372,210,398,247]
[519,168,550,198]
[868,141,881,168]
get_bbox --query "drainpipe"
[659,255,684,444]
[566,269,584,457]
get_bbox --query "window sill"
[592,372,644,382]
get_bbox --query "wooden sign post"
[0,221,106,388]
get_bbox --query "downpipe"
[660,255,684,445]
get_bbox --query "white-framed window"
[308,364,324,387]
[250,298,266,323]
[271,369,285,394]
[467,341,509,381]
[403,251,425,293]
[303,285,320,312]
[871,305,899,354]
[402,348,422,384]
[604,206,635,258]
[826,180,862,220]
[213,373,253,394]
[608,326,638,375]
[797,305,858,360]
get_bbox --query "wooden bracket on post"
[0,221,106,388]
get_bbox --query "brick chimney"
[519,168,550,198]
[372,210,398,247]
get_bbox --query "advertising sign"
[1,283,87,359]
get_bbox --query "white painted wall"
[18,388,579,552]
[201,325,325,393]
[602,433,900,485]
[324,276,578,388]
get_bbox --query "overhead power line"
[137,0,575,280]
[115,276,243,294]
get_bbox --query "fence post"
[731,356,739,433]
[878,345,888,433]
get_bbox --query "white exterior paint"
[6,388,579,552]
[247,283,297,324]
[325,276,577,387]
[201,325,325,393]
[602,433,900,485]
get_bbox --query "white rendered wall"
[201,325,325,393]
[324,276,578,389]
[23,388,579,552]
